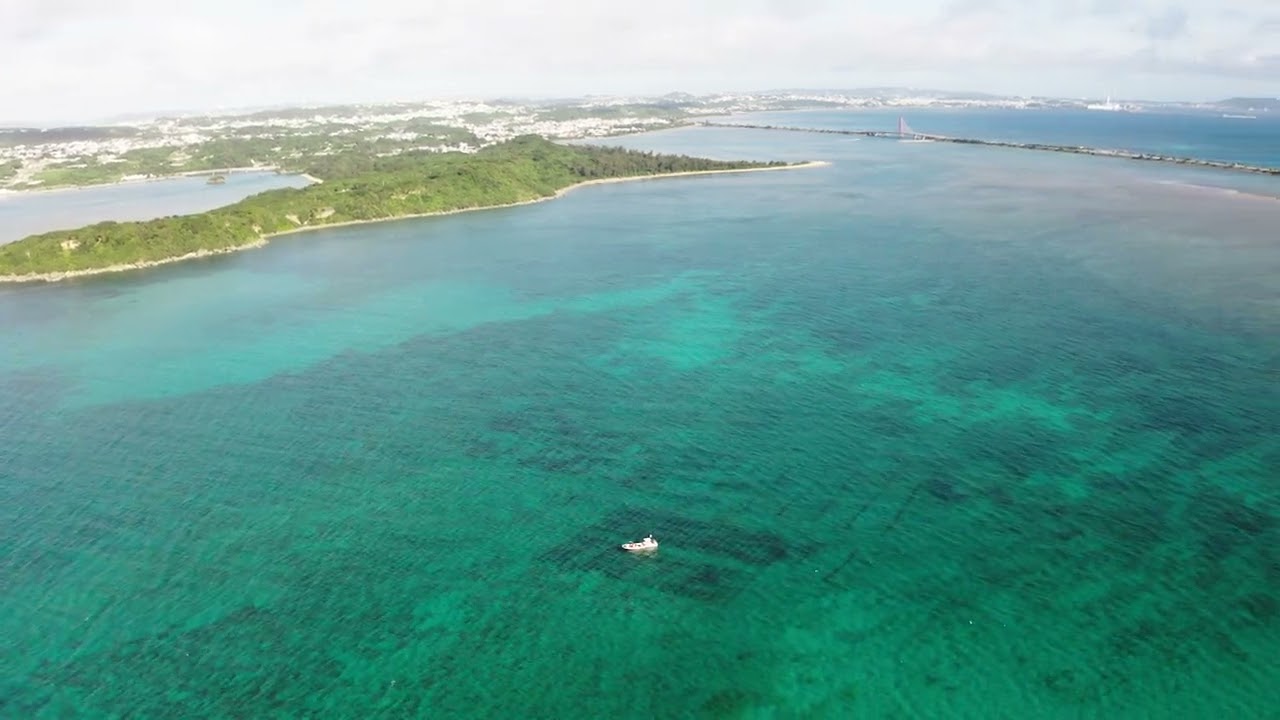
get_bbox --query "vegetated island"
[0,136,825,283]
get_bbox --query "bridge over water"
[697,119,1280,177]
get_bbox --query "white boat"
[621,535,658,552]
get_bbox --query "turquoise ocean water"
[724,107,1280,168]
[2,116,1279,718]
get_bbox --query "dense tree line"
[1,136,791,277]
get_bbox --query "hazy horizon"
[4,85,1277,130]
[3,0,1278,125]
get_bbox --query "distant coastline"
[0,166,302,197]
[0,161,828,284]
[700,122,1280,176]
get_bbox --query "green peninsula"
[0,137,808,282]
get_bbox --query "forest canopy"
[0,137,791,278]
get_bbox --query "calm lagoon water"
[0,171,311,245]
[720,107,1280,168]
[1,117,1278,718]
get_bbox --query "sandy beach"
[0,161,828,284]
[266,161,829,240]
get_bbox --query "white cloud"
[0,0,1275,123]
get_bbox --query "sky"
[1,0,1277,124]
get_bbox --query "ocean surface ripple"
[1,115,1278,718]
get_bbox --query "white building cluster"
[0,90,1141,189]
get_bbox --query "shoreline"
[0,166,299,198]
[265,161,829,241]
[702,122,1280,176]
[0,161,829,284]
